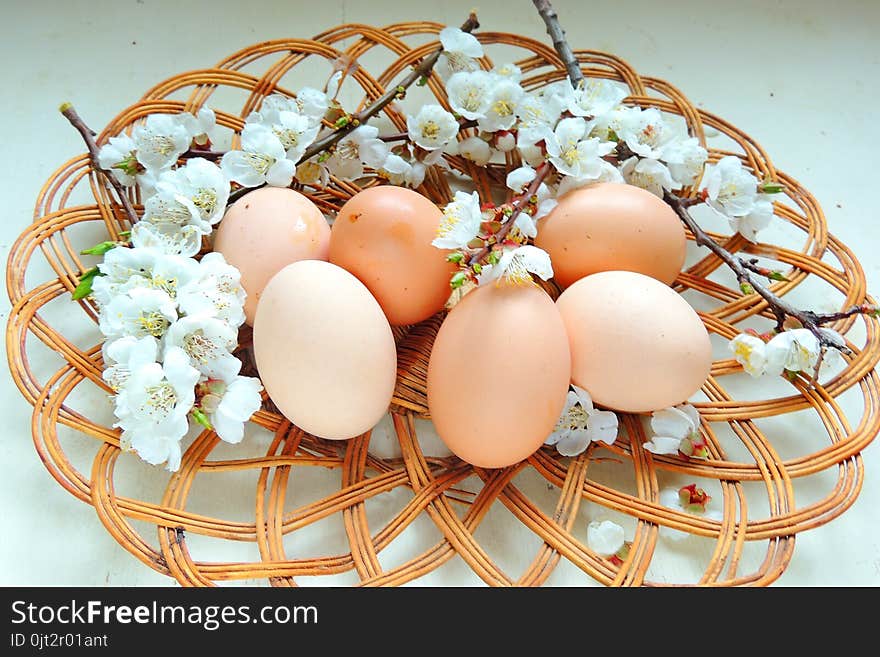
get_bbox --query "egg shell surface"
[556,270,712,413]
[214,187,330,325]
[535,183,686,287]
[253,260,397,440]
[427,282,571,468]
[329,185,455,326]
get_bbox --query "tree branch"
[467,160,552,266]
[59,103,139,227]
[531,0,583,87]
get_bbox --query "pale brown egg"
[253,260,397,440]
[556,270,712,413]
[427,282,571,468]
[535,183,686,288]
[329,185,456,326]
[214,187,330,325]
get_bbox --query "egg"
[556,270,712,413]
[253,260,397,440]
[329,185,455,326]
[535,183,686,287]
[427,282,571,468]
[214,187,330,325]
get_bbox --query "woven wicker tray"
[7,21,880,586]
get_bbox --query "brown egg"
[556,270,712,413]
[329,186,456,326]
[253,260,397,440]
[214,187,330,325]
[427,282,571,468]
[535,182,686,288]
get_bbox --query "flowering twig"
[298,13,480,163]
[467,160,552,266]
[531,0,583,86]
[59,103,139,227]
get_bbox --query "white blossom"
[587,520,625,557]
[97,134,139,186]
[200,376,263,444]
[294,88,330,125]
[220,124,295,188]
[556,166,624,198]
[177,252,247,327]
[380,154,426,188]
[114,346,200,471]
[545,385,618,456]
[164,315,240,381]
[180,107,216,146]
[764,328,821,376]
[132,113,192,171]
[477,245,553,286]
[129,222,202,258]
[658,485,722,542]
[699,155,759,218]
[545,117,616,179]
[153,157,230,233]
[439,26,483,76]
[728,333,768,377]
[458,136,492,166]
[661,137,708,188]
[515,93,561,147]
[102,335,159,392]
[433,190,483,250]
[294,160,330,187]
[407,104,459,151]
[478,79,524,133]
[446,70,493,120]
[494,131,516,152]
[99,287,178,339]
[505,165,557,220]
[326,125,389,180]
[491,63,522,82]
[616,107,675,160]
[729,195,773,242]
[643,404,701,456]
[266,110,320,161]
[619,156,675,197]
[564,78,627,119]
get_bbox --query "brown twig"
[227,12,480,205]
[59,103,139,226]
[664,191,856,353]
[531,0,584,87]
[180,148,224,161]
[467,160,552,266]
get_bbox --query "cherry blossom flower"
[439,26,483,77]
[99,287,179,339]
[407,104,459,151]
[564,78,627,119]
[616,107,675,160]
[728,194,773,242]
[380,154,426,188]
[325,125,389,180]
[446,70,493,120]
[177,252,247,327]
[198,375,264,444]
[587,520,625,557]
[699,155,759,218]
[458,136,492,166]
[102,335,159,392]
[515,93,561,147]
[164,315,240,381]
[433,190,484,249]
[729,332,768,376]
[97,134,140,186]
[619,156,675,197]
[545,385,618,456]
[491,62,522,82]
[113,346,200,471]
[764,328,821,376]
[129,222,202,258]
[180,107,216,146]
[643,404,707,459]
[152,157,230,233]
[661,136,708,188]
[220,124,295,188]
[477,245,553,286]
[132,113,192,171]
[546,117,616,179]
[478,79,524,133]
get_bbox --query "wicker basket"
[7,21,880,586]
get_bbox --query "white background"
[1,0,878,586]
